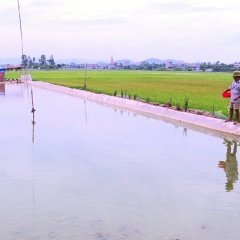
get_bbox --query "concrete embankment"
[24,80,240,139]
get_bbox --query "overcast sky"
[1,0,240,63]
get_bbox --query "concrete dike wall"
[24,80,240,139]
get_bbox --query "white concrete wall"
[24,80,240,138]
[20,74,32,81]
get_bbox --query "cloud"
[0,6,20,25]
[146,1,224,15]
[57,17,127,26]
[1,0,240,63]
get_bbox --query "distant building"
[191,63,201,71]
[108,56,116,69]
[165,61,173,69]
[97,63,108,69]
[234,62,240,69]
[86,64,97,69]
[173,62,188,70]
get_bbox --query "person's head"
[233,70,240,81]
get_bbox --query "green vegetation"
[19,54,239,72]
[21,54,61,69]
[6,70,233,116]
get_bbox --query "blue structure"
[0,68,5,81]
[0,67,5,76]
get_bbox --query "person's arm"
[224,82,233,92]
[224,88,231,93]
[234,95,240,101]
[233,84,240,101]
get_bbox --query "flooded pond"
[1,83,240,240]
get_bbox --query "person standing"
[223,71,240,124]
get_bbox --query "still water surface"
[1,83,240,240]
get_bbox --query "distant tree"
[21,54,28,68]
[157,67,167,71]
[47,55,56,69]
[206,62,213,69]
[200,62,206,71]
[213,65,220,72]
[28,56,33,68]
[39,55,47,69]
[32,57,38,69]
[152,63,159,70]
[147,65,153,70]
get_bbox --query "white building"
[234,62,240,69]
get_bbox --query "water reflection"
[30,88,36,205]
[0,83,5,95]
[32,109,36,143]
[32,110,36,205]
[84,100,88,125]
[2,84,240,240]
[183,127,188,137]
[219,140,239,191]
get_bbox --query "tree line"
[199,61,237,72]
[21,55,239,72]
[21,54,63,69]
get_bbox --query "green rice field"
[6,70,234,116]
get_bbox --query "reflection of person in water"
[218,140,239,191]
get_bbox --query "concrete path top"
[24,80,240,141]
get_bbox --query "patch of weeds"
[184,96,189,112]
[113,90,117,96]
[176,102,182,110]
[121,89,124,98]
[128,93,131,99]
[146,97,150,103]
[124,90,128,98]
[133,93,138,100]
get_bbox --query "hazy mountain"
[0,57,187,65]
[55,58,109,64]
[56,58,87,64]
[142,58,186,64]
[96,61,108,65]
[0,57,21,65]
[164,59,186,64]
[115,59,135,64]
[142,58,165,64]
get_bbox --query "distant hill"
[142,58,186,64]
[0,57,21,65]
[142,58,164,64]
[164,59,186,64]
[0,57,187,65]
[56,58,87,64]
[56,58,109,64]
[96,61,108,65]
[115,59,135,65]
